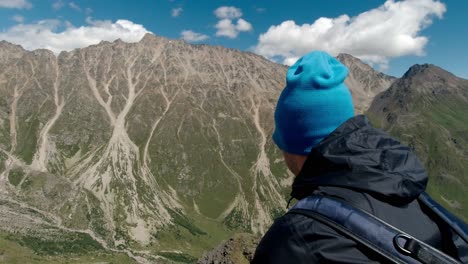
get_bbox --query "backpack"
[288,193,468,264]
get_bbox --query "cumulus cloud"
[180,30,209,43]
[236,18,253,31]
[11,14,24,23]
[172,7,183,17]
[215,18,253,38]
[0,18,150,54]
[214,6,242,19]
[214,6,253,39]
[254,0,446,69]
[0,0,31,9]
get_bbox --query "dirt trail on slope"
[31,58,65,171]
[249,96,285,234]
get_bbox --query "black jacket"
[252,115,458,263]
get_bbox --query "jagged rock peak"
[369,62,468,120]
[97,40,112,45]
[402,63,456,79]
[0,40,27,62]
[0,40,26,53]
[31,49,56,57]
[139,33,169,45]
[337,53,396,78]
[337,53,365,64]
[141,32,160,41]
[395,63,468,98]
[77,33,168,51]
[337,53,371,71]
[113,38,125,44]
[0,40,22,48]
[335,53,396,113]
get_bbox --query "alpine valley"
[0,34,466,263]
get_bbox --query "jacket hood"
[291,115,428,203]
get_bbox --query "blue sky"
[0,0,467,78]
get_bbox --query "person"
[251,51,461,263]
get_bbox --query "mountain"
[367,64,468,220]
[337,53,396,113]
[199,63,468,264]
[0,34,463,263]
[0,41,25,64]
[0,34,293,263]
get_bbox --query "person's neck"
[283,152,307,176]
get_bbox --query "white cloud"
[180,30,209,43]
[254,0,446,69]
[215,19,237,38]
[214,6,252,39]
[69,1,81,12]
[172,7,183,17]
[283,57,300,67]
[0,0,31,9]
[236,18,252,31]
[0,18,151,54]
[214,6,242,19]
[11,14,24,23]
[215,18,253,38]
[52,0,63,10]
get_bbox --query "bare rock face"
[197,233,259,264]
[0,41,26,64]
[0,33,291,262]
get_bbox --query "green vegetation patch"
[159,251,198,263]
[169,209,207,236]
[270,207,286,221]
[19,171,48,191]
[9,232,103,256]
[367,95,468,221]
[8,167,25,186]
[223,208,249,231]
[0,232,135,263]
[16,116,39,164]
[0,151,6,172]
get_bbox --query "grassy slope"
[0,232,135,264]
[367,95,468,221]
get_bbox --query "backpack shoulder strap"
[418,192,468,263]
[288,195,462,264]
[418,192,468,243]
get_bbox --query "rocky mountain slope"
[367,64,468,220]
[199,63,468,264]
[337,53,396,113]
[197,233,258,264]
[199,64,468,264]
[0,34,290,263]
[0,34,437,263]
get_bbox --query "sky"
[0,0,467,79]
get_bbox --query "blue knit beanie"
[273,51,354,155]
